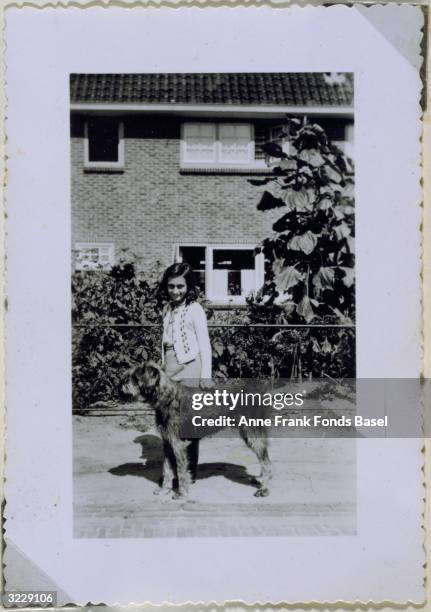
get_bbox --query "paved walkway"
[73,413,356,538]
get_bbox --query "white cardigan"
[162,302,212,379]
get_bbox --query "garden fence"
[72,322,356,412]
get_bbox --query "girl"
[159,262,213,389]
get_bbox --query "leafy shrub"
[72,260,355,410]
[249,117,355,328]
[244,116,356,379]
[209,324,355,381]
[72,254,162,411]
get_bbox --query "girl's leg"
[154,438,175,495]
[187,439,200,483]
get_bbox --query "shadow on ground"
[109,433,260,490]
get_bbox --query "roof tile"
[70,73,353,107]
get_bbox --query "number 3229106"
[3,591,56,606]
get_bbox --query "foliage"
[72,257,355,410]
[210,325,355,381]
[72,252,162,411]
[243,116,356,380]
[249,117,355,327]
[72,251,161,325]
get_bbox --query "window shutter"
[183,123,217,163]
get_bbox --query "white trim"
[255,252,265,289]
[206,246,213,301]
[177,243,264,305]
[180,162,269,171]
[84,120,125,169]
[345,123,355,159]
[72,102,353,118]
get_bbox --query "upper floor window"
[181,123,255,168]
[255,123,290,161]
[307,117,354,159]
[74,243,115,271]
[181,121,295,170]
[84,118,124,170]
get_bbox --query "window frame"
[74,242,115,271]
[180,122,261,170]
[335,124,354,158]
[84,119,125,170]
[268,124,291,156]
[176,243,264,305]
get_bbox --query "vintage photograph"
[71,71,356,538]
[4,4,425,603]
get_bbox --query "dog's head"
[119,361,169,403]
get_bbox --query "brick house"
[70,72,353,306]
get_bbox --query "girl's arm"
[192,303,212,380]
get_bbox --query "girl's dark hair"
[159,262,198,305]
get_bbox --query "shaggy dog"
[120,361,272,499]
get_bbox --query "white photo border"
[4,4,425,605]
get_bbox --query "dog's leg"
[171,439,191,499]
[253,441,272,497]
[153,439,175,496]
[186,439,200,483]
[240,428,272,497]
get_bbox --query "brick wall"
[71,115,284,273]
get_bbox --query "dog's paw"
[172,491,188,500]
[153,487,171,497]
[254,487,270,497]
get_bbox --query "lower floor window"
[213,248,255,297]
[75,243,115,270]
[177,244,264,304]
[178,246,206,294]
